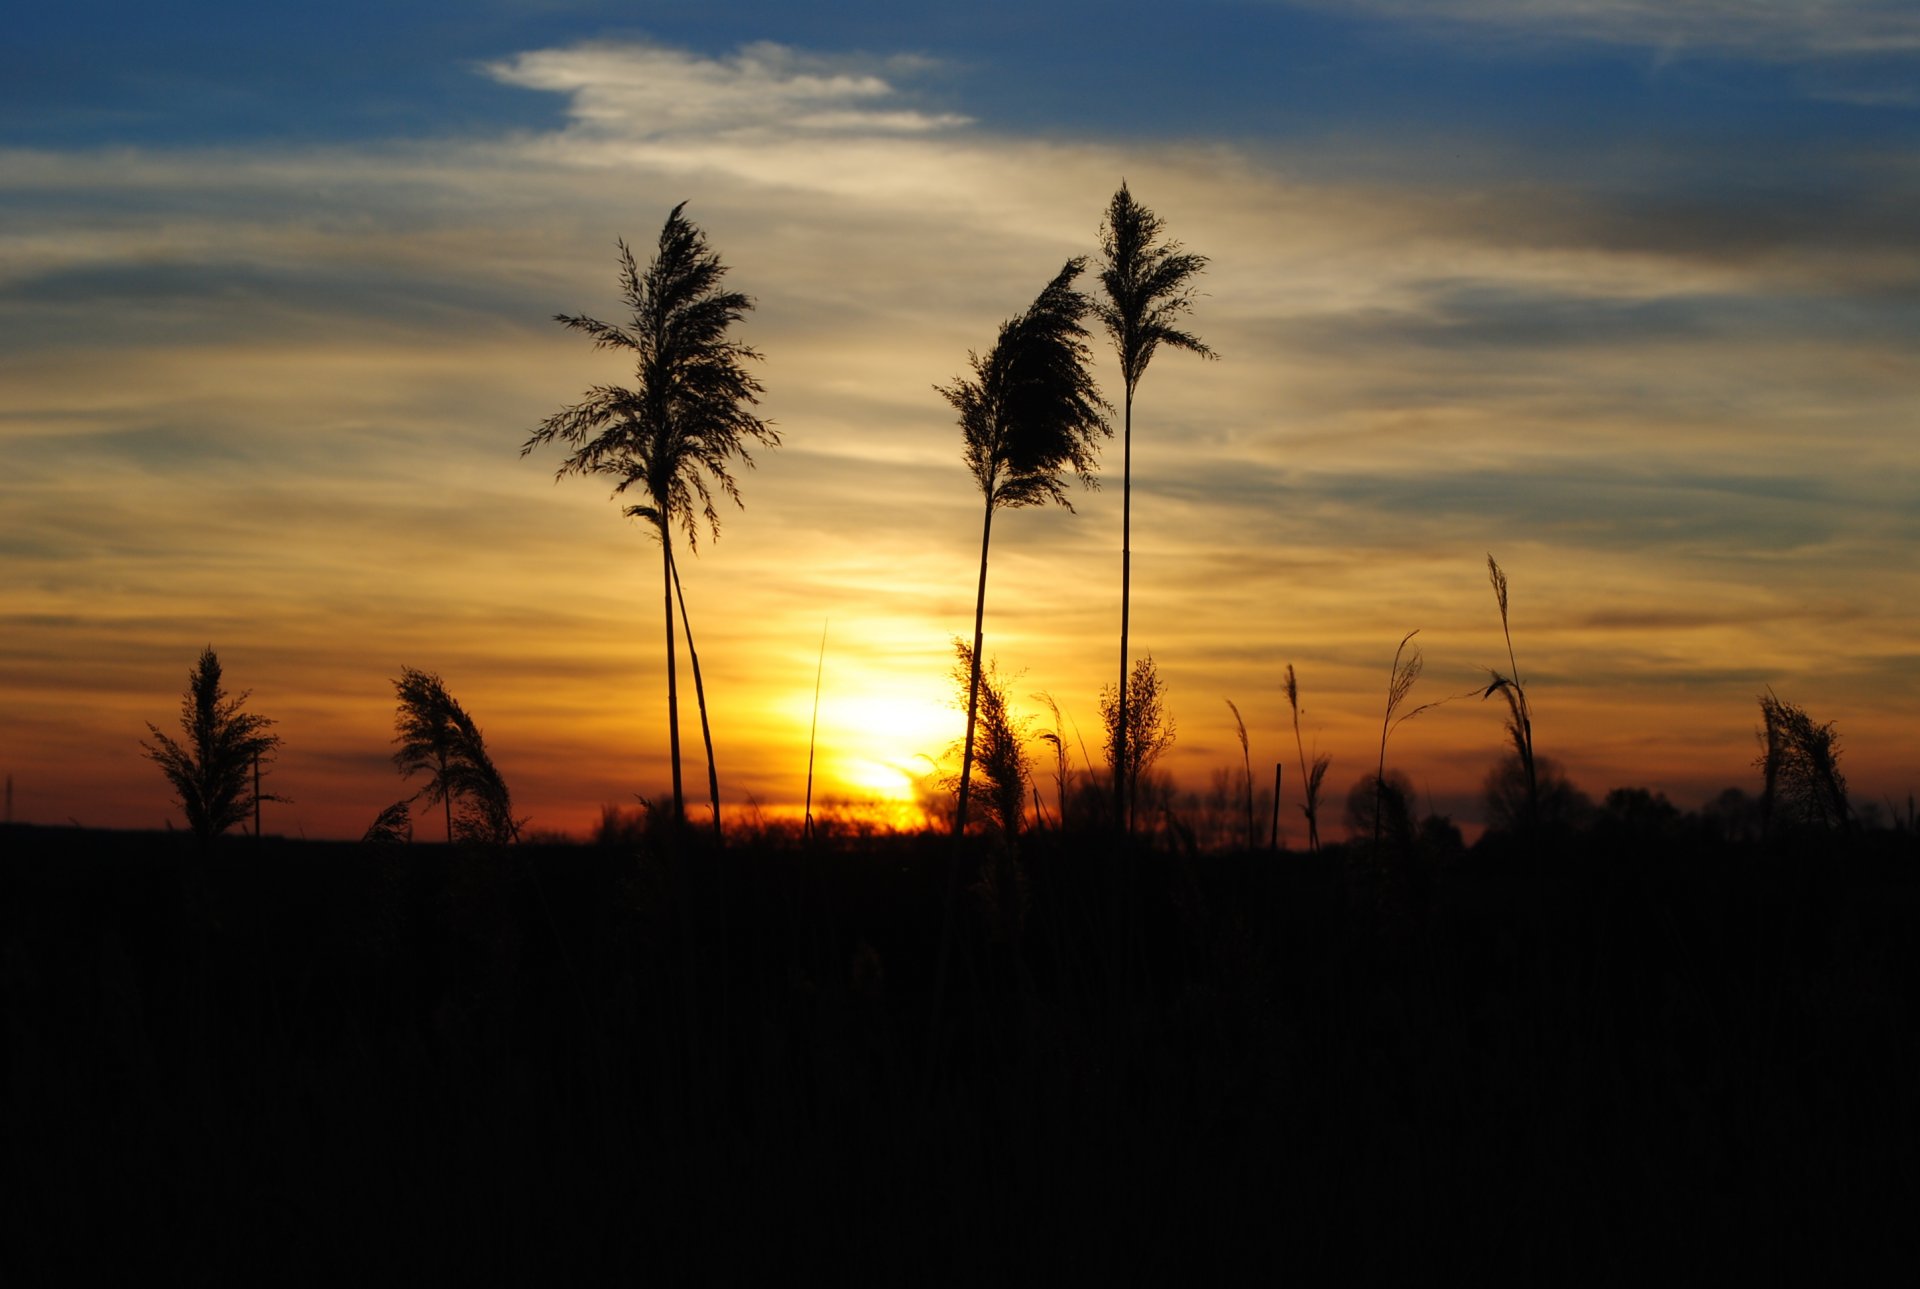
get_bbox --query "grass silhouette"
[1481,555,1538,835]
[63,152,1917,1273]
[6,815,1917,1279]
[1284,663,1331,853]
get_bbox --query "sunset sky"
[6,1,1917,840]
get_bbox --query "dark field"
[4,822,1918,1279]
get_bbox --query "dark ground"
[4,820,1918,1280]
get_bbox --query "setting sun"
[822,690,955,802]
[10,7,1917,1279]
[4,4,1915,841]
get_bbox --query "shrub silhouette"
[1346,770,1415,848]
[140,645,283,843]
[1595,786,1684,846]
[1483,751,1592,836]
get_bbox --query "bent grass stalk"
[670,549,722,842]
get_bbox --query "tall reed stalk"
[1096,183,1214,837]
[1481,555,1536,835]
[1284,664,1329,852]
[1034,692,1075,831]
[1376,631,1439,855]
[804,622,826,846]
[670,550,721,842]
[1226,699,1254,850]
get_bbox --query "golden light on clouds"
[4,35,1917,838]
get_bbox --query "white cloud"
[485,40,972,140]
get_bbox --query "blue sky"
[5,1,1918,836]
[15,1,1917,146]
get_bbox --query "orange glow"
[5,59,1917,839]
[817,689,953,802]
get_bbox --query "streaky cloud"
[1308,0,1920,61]
[485,39,972,141]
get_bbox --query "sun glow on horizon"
[808,688,957,806]
[5,22,1919,840]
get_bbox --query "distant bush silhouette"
[523,203,776,829]
[592,802,653,848]
[1181,765,1275,852]
[1595,786,1684,846]
[1101,653,1176,834]
[391,667,521,844]
[140,645,283,843]
[1483,751,1592,836]
[939,258,1107,841]
[1756,690,1851,835]
[1096,182,1215,834]
[1345,770,1415,848]
[1698,786,1765,843]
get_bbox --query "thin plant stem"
[670,548,721,842]
[1116,385,1134,838]
[660,520,684,828]
[804,621,826,845]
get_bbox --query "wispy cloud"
[485,40,972,139]
[3,33,1916,834]
[1315,0,1920,60]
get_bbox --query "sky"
[5,0,1918,840]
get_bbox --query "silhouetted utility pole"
[253,752,261,838]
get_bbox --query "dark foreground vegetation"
[5,822,1919,1279]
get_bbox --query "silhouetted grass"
[4,820,1917,1278]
